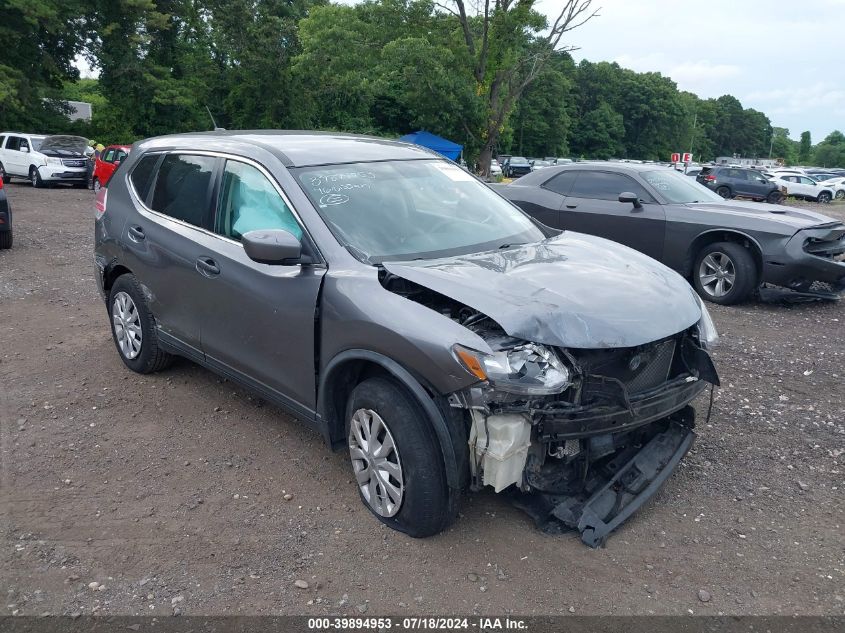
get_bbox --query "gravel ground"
[1,184,843,618]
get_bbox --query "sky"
[539,0,845,142]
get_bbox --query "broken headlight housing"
[695,296,719,349]
[454,343,572,395]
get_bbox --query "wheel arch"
[685,229,763,282]
[103,262,133,296]
[317,349,468,495]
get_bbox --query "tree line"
[2,0,843,169]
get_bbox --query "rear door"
[198,158,326,413]
[558,170,666,260]
[121,152,219,353]
[98,148,117,184]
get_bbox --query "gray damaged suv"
[94,132,720,546]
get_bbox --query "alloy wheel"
[112,291,143,359]
[836,190,844,200]
[93,179,101,192]
[698,251,736,298]
[348,408,404,517]
[30,170,38,187]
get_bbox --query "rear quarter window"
[129,154,161,201]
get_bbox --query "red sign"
[682,152,693,163]
[671,152,680,163]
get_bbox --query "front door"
[558,170,666,260]
[198,158,326,414]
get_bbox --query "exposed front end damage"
[378,241,720,546]
[381,280,717,546]
[449,327,718,547]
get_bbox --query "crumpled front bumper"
[762,224,845,296]
[512,407,697,548]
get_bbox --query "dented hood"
[383,233,702,349]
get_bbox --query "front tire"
[0,231,11,249]
[835,190,844,200]
[92,178,101,192]
[108,274,174,374]
[345,377,453,538]
[29,166,44,188]
[693,242,757,305]
[817,191,832,204]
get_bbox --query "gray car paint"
[495,164,845,289]
[383,233,702,349]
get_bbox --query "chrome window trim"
[124,149,325,264]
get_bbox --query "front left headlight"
[454,343,572,395]
[696,296,719,349]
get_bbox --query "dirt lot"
[1,184,844,618]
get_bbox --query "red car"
[92,145,131,191]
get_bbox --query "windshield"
[295,159,545,263]
[39,135,88,155]
[31,136,46,151]
[510,157,529,165]
[641,169,724,204]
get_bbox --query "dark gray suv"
[94,131,719,546]
[697,166,781,203]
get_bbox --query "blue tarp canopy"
[398,130,462,161]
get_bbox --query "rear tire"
[715,186,732,199]
[345,377,454,538]
[92,178,101,193]
[693,241,757,305]
[0,231,11,249]
[0,162,9,184]
[766,190,783,204]
[108,274,174,374]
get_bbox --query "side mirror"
[20,146,29,153]
[619,192,643,208]
[242,229,302,265]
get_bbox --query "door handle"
[128,225,145,241]
[195,257,220,277]
[565,204,577,209]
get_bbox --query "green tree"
[813,130,845,168]
[0,0,89,130]
[798,131,812,163]
[449,0,597,174]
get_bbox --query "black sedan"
[493,164,845,305]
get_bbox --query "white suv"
[769,174,836,203]
[0,133,89,187]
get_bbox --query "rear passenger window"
[570,171,651,202]
[129,154,161,201]
[214,160,302,241]
[103,149,116,163]
[150,154,216,227]
[543,171,577,196]
[0,135,5,148]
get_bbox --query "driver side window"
[214,160,303,242]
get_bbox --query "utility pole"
[688,112,697,157]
